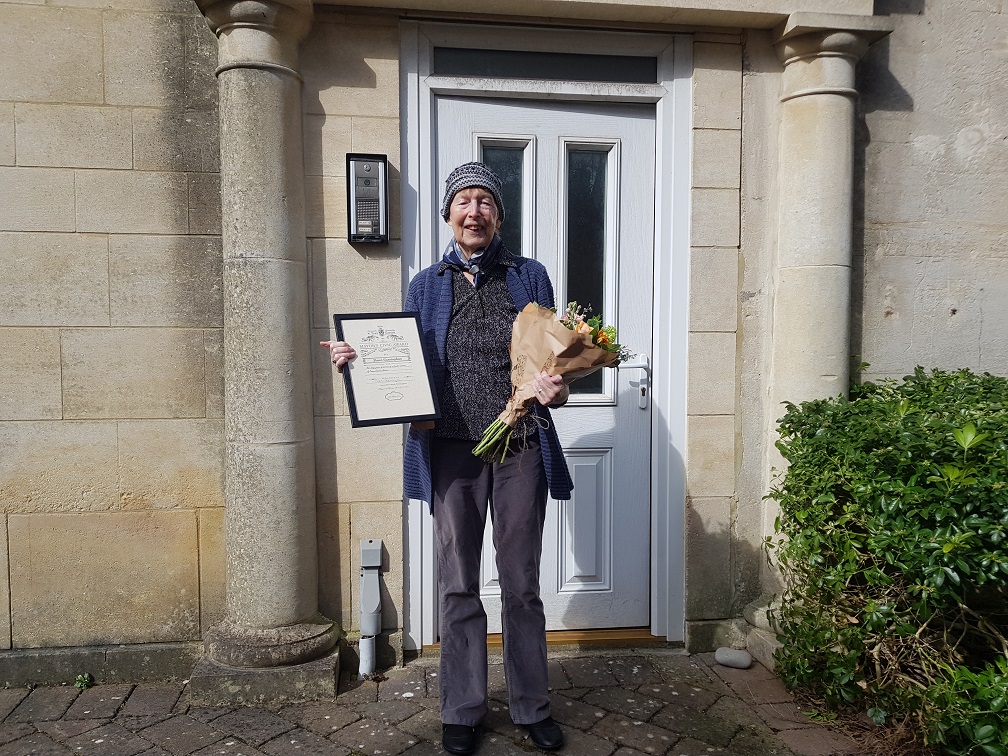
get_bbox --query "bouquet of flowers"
[473,302,633,462]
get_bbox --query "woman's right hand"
[320,340,357,373]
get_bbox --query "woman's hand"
[532,371,568,407]
[320,340,357,373]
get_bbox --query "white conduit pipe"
[359,539,383,679]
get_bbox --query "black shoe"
[442,723,478,755]
[523,716,564,750]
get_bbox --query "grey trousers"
[431,437,550,727]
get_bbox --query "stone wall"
[0,0,224,651]
[855,0,1008,380]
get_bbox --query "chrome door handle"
[618,353,650,409]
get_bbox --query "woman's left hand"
[533,371,568,407]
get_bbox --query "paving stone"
[727,674,794,706]
[117,714,173,731]
[277,703,359,737]
[140,715,224,755]
[65,722,152,756]
[472,729,530,756]
[36,719,107,741]
[652,656,731,694]
[561,725,620,756]
[186,707,235,724]
[119,685,184,717]
[487,663,507,702]
[756,702,820,731]
[550,692,609,730]
[336,678,377,704]
[330,717,419,756]
[0,689,29,721]
[777,727,859,756]
[190,737,269,756]
[260,727,350,755]
[354,699,421,725]
[8,687,80,723]
[707,695,765,729]
[399,742,443,756]
[65,684,134,720]
[208,709,294,747]
[651,704,739,747]
[729,724,796,756]
[422,669,439,702]
[0,722,36,746]
[396,707,441,743]
[613,748,654,756]
[562,658,621,688]
[638,682,722,712]
[607,657,666,687]
[0,731,69,755]
[376,668,426,702]
[560,686,591,700]
[707,660,777,687]
[667,736,736,755]
[481,705,524,739]
[582,687,666,721]
[547,659,572,691]
[590,713,679,755]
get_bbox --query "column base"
[204,617,339,668]
[189,645,341,706]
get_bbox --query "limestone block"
[351,117,401,167]
[692,128,741,189]
[8,510,200,647]
[314,416,403,505]
[317,501,352,628]
[133,107,219,172]
[304,113,352,177]
[0,103,13,165]
[0,167,75,232]
[350,500,404,631]
[310,238,402,329]
[204,328,225,419]
[0,420,119,513]
[103,12,186,107]
[118,419,224,510]
[0,233,110,327]
[183,14,219,112]
[188,172,222,235]
[109,234,223,327]
[1,516,9,649]
[305,175,348,239]
[689,247,738,333]
[687,332,737,416]
[312,327,347,418]
[0,5,103,104]
[15,104,132,169]
[691,188,740,248]
[685,496,733,620]
[0,328,62,421]
[199,507,225,635]
[302,21,400,118]
[686,414,735,498]
[76,170,189,234]
[61,327,206,419]
[692,43,742,131]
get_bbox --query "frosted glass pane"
[566,149,608,394]
[482,146,524,256]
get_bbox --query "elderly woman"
[324,162,571,755]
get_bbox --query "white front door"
[435,96,655,630]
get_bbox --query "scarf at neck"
[440,235,503,287]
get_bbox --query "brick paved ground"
[0,649,867,755]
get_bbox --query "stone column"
[193,0,338,684]
[769,13,891,410]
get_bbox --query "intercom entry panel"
[346,153,389,244]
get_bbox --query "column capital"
[196,0,314,77]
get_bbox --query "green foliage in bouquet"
[766,367,1008,754]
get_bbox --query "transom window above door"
[433,47,658,83]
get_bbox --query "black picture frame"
[333,311,440,428]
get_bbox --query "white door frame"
[399,21,692,649]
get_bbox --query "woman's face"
[448,187,501,257]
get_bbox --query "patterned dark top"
[435,266,536,442]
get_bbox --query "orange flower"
[597,330,610,346]
[576,321,593,335]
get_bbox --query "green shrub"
[766,367,1008,754]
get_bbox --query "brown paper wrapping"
[497,303,620,427]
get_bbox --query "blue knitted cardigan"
[403,248,574,509]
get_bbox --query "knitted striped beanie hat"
[440,162,506,222]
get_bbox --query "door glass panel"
[566,148,608,394]
[481,146,524,255]
[433,48,657,84]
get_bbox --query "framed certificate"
[333,312,440,428]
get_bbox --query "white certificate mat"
[334,312,440,428]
